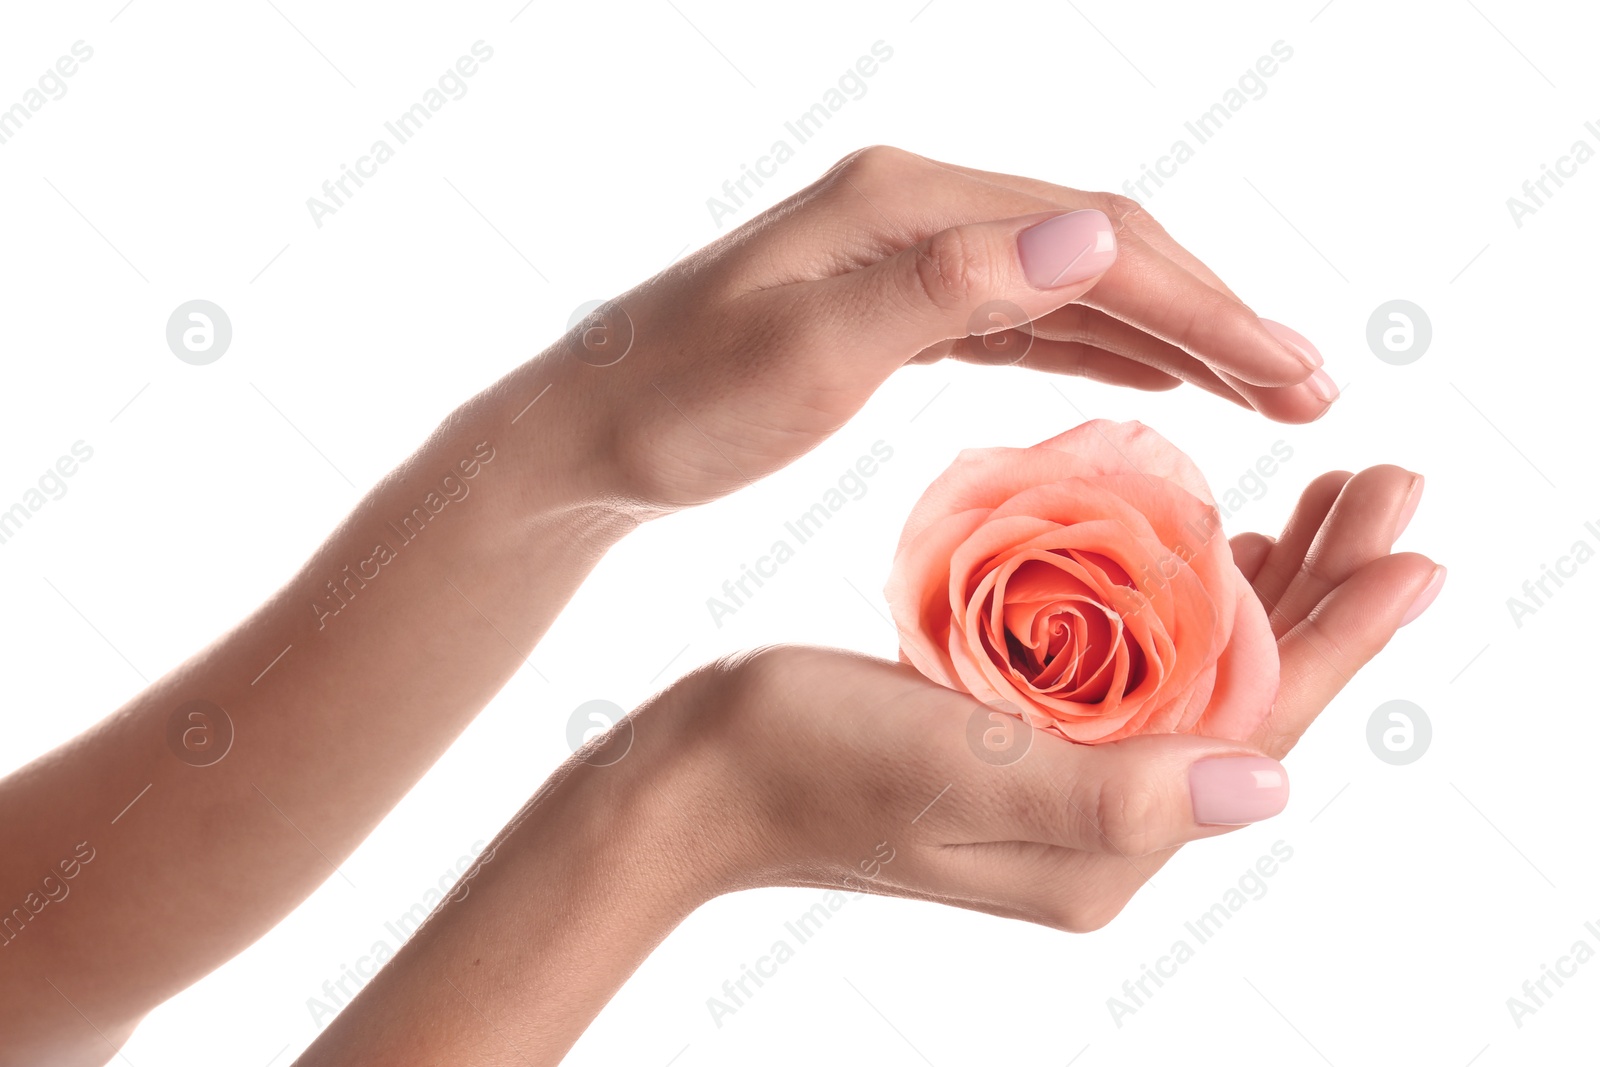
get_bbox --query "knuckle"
[691,644,792,724]
[1295,550,1338,587]
[1093,778,1162,857]
[834,144,920,185]
[1093,191,1146,227]
[1028,303,1093,345]
[1165,285,1240,352]
[711,643,797,694]
[914,225,996,313]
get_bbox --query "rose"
[885,420,1278,744]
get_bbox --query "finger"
[1027,305,1252,408]
[1100,213,1339,416]
[1077,227,1319,388]
[792,208,1119,372]
[1217,365,1339,423]
[1254,553,1444,758]
[1219,316,1338,422]
[1027,304,1330,420]
[1250,471,1354,610]
[1122,226,1341,419]
[948,729,1289,858]
[1231,532,1275,583]
[1113,201,1246,303]
[1265,466,1423,636]
[935,333,1181,391]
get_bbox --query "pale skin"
[0,147,1439,1066]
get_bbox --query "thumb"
[808,207,1118,364]
[977,731,1290,858]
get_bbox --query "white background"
[1,0,1596,1063]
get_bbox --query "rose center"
[1003,598,1149,699]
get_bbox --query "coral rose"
[885,420,1278,744]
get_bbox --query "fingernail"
[1189,756,1289,826]
[1394,474,1425,539]
[1400,565,1446,627]
[1017,209,1117,289]
[1259,319,1323,370]
[1306,367,1339,404]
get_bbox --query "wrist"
[635,653,837,899]
[442,349,649,553]
[489,322,734,524]
[579,680,755,908]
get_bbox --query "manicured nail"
[1400,565,1446,627]
[1189,756,1289,826]
[1306,367,1339,404]
[1017,209,1117,289]
[1259,318,1323,371]
[1394,474,1424,539]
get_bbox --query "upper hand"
[547,145,1337,514]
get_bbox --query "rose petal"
[1031,419,1216,505]
[885,508,991,687]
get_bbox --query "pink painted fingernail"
[1260,318,1323,370]
[1400,565,1446,627]
[1189,756,1290,826]
[1017,209,1117,289]
[1394,474,1425,539]
[1306,367,1339,404]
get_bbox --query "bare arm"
[0,354,634,1065]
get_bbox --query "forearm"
[0,351,636,1058]
[294,691,725,1066]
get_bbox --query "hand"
[664,464,1437,930]
[291,467,1437,1065]
[542,145,1338,514]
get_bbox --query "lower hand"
[662,464,1438,929]
[293,465,1437,1065]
